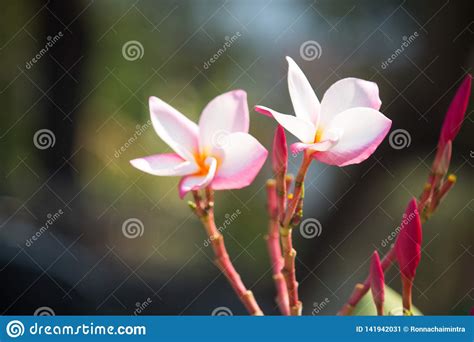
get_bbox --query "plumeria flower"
[130,91,268,198]
[255,57,392,166]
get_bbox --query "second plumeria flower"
[131,90,268,198]
[256,57,392,166]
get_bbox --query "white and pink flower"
[256,57,392,166]
[131,90,268,198]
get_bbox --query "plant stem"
[401,273,413,315]
[265,180,290,315]
[280,154,312,315]
[282,154,312,228]
[193,189,263,316]
[375,303,384,316]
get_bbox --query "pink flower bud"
[272,125,288,175]
[437,140,452,176]
[440,74,471,146]
[395,198,422,279]
[370,251,385,312]
[431,140,452,186]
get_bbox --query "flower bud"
[272,125,288,175]
[395,198,422,280]
[439,74,471,146]
[370,251,385,315]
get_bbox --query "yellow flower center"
[314,128,323,143]
[193,151,221,176]
[194,153,210,176]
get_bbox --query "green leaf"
[351,285,422,316]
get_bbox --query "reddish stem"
[282,154,312,228]
[193,190,263,316]
[266,180,290,315]
[280,154,312,315]
[401,273,413,315]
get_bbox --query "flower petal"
[255,105,316,143]
[149,96,199,161]
[290,140,335,155]
[320,78,382,126]
[212,132,268,190]
[314,107,391,166]
[286,56,320,125]
[130,153,198,176]
[290,129,339,155]
[198,90,249,152]
[178,157,217,198]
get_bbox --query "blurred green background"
[0,0,472,315]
